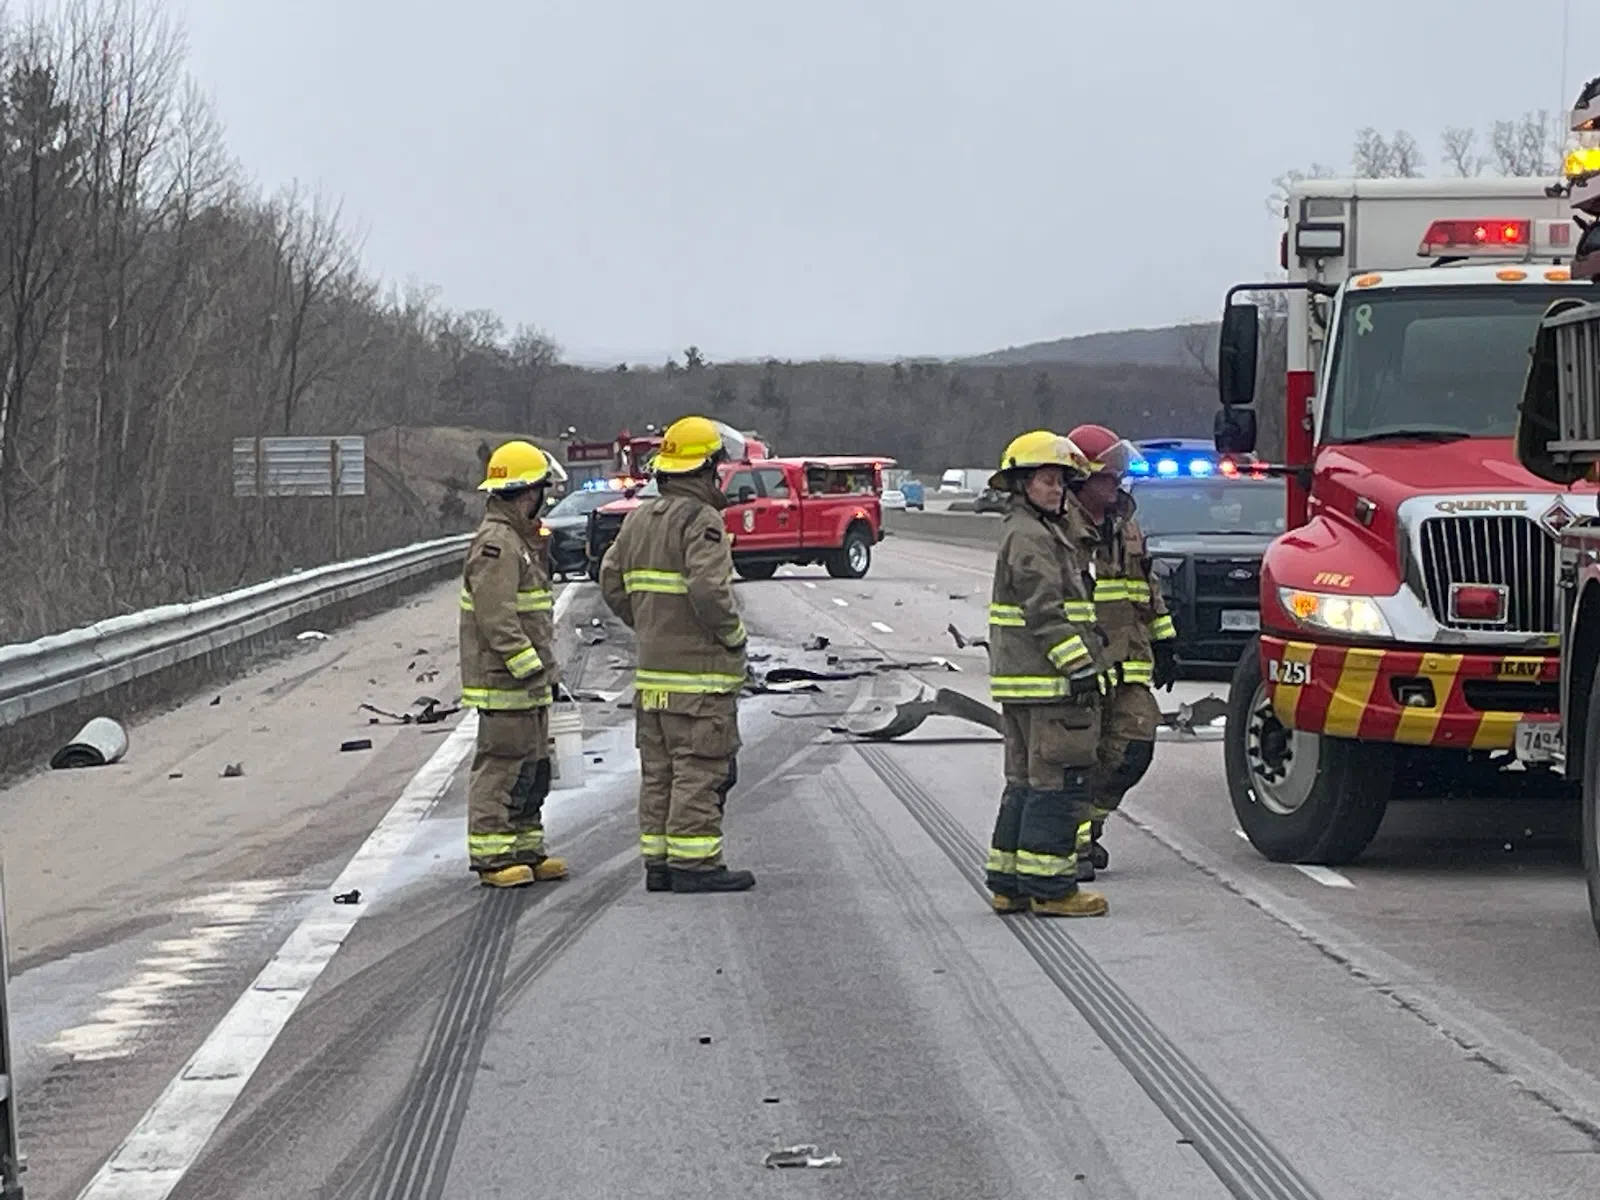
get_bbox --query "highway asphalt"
[5,533,1600,1199]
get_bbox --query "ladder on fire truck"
[0,866,22,1197]
[1535,297,1600,473]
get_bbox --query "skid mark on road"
[858,745,1324,1200]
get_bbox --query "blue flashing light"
[579,477,608,491]
[1156,458,1180,477]
[1127,459,1151,476]
[1188,457,1215,476]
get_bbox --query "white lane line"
[803,582,818,590]
[1234,828,1250,842]
[870,621,894,634]
[832,597,849,607]
[76,585,577,1200]
[1292,864,1355,889]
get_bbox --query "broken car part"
[49,716,129,769]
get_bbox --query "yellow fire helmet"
[987,430,1091,491]
[654,415,748,474]
[478,440,567,492]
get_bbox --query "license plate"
[1220,609,1260,632]
[1515,721,1563,764]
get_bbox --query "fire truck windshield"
[1321,283,1585,443]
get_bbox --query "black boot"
[1077,857,1096,883]
[1089,820,1109,871]
[670,866,756,893]
[645,863,672,892]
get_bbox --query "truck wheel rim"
[1244,680,1319,815]
[849,539,868,572]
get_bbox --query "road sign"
[232,436,366,498]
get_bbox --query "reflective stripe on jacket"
[986,496,1102,704]
[597,473,747,699]
[1078,490,1175,684]
[458,499,556,711]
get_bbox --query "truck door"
[752,466,798,550]
[721,466,761,550]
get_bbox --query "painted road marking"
[803,582,818,590]
[832,597,849,607]
[871,621,894,634]
[1292,864,1355,889]
[1235,828,1250,842]
[75,588,576,1199]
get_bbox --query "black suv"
[1125,463,1284,670]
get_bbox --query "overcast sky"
[172,0,1594,365]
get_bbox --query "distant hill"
[967,322,1219,370]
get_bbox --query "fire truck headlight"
[1278,588,1393,638]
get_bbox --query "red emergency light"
[1419,218,1530,255]
[1449,583,1508,624]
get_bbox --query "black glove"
[1152,641,1179,691]
[1067,667,1111,706]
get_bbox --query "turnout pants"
[1091,683,1160,826]
[988,702,1098,901]
[635,691,741,872]
[468,707,552,873]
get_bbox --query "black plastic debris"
[340,738,373,753]
[832,684,1003,740]
[49,717,129,770]
[221,763,244,778]
[333,889,361,905]
[802,635,830,651]
[946,623,988,650]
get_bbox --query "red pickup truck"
[585,455,893,580]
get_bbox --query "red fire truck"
[1214,176,1595,865]
[563,430,665,489]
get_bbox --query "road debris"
[1160,695,1228,736]
[832,683,1003,740]
[333,889,361,905]
[802,635,830,652]
[221,763,244,778]
[360,696,460,726]
[296,630,330,641]
[49,717,130,769]
[763,1145,842,1169]
[946,623,988,650]
[578,625,607,646]
[340,738,373,753]
[210,696,222,706]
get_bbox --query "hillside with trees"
[0,1,1572,641]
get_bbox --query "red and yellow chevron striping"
[1261,636,1557,750]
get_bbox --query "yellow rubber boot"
[533,856,569,882]
[990,893,1028,915]
[1031,890,1108,918]
[480,864,535,888]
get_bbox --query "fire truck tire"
[1224,637,1393,865]
[827,524,873,579]
[1581,666,1600,940]
[734,560,779,581]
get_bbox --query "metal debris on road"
[946,623,988,650]
[221,763,244,778]
[340,738,374,753]
[802,635,830,651]
[359,696,460,726]
[296,630,330,641]
[1160,695,1227,736]
[49,716,130,769]
[763,1144,842,1169]
[209,696,222,706]
[832,683,1002,740]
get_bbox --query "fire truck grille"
[1417,515,1559,634]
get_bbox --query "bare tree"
[1352,127,1424,178]
[1440,126,1483,177]
[1489,111,1562,176]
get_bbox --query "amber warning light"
[1418,218,1530,255]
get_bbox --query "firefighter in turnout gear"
[459,440,570,888]
[1066,423,1177,879]
[984,430,1114,918]
[599,415,756,894]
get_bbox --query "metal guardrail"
[883,508,1004,548]
[0,534,470,731]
